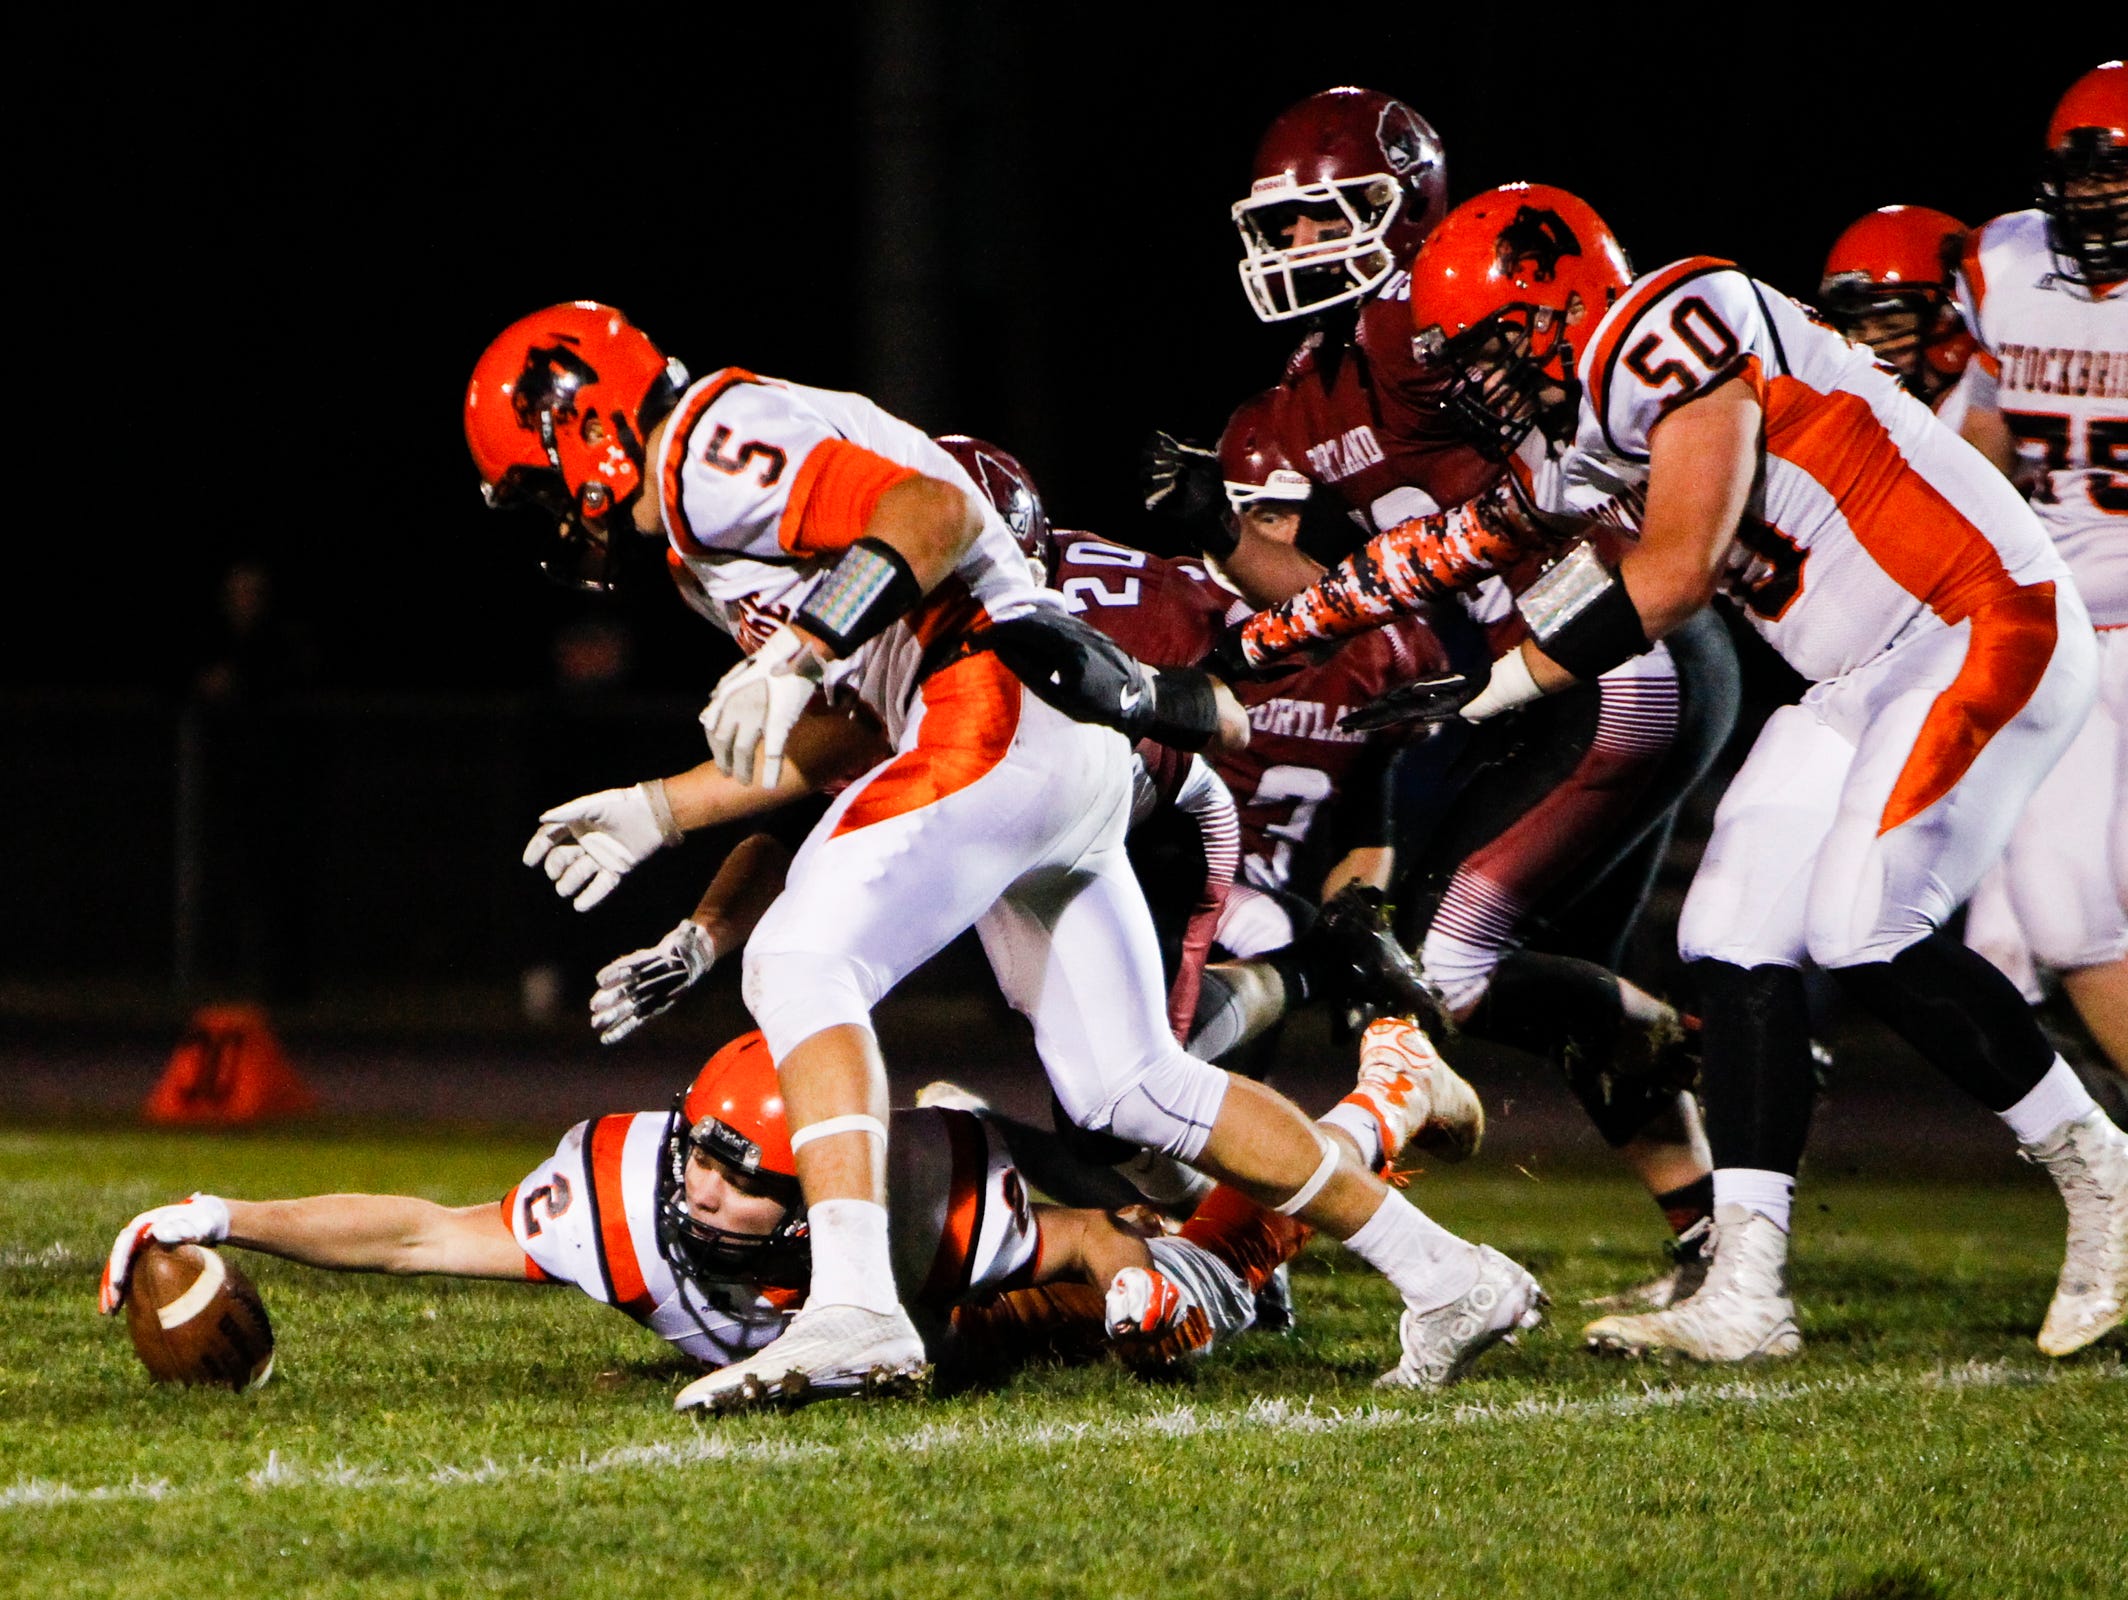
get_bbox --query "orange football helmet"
[2039,61,2128,285]
[463,301,688,590]
[1819,206,1972,403]
[1405,184,1633,458]
[656,1030,808,1288]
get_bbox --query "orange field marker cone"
[143,1004,319,1125]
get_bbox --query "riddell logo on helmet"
[1494,208,1583,283]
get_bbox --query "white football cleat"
[2025,1108,2128,1357]
[1584,1204,1801,1362]
[1347,1017,1485,1164]
[1377,1245,1545,1390]
[1581,1216,1713,1312]
[673,1302,929,1414]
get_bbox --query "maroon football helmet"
[1217,390,1313,511]
[1234,87,1448,323]
[935,434,1055,584]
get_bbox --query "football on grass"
[123,1243,275,1391]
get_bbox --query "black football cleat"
[1301,885,1454,1042]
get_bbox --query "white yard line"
[3,1358,2117,1512]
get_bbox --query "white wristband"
[639,779,686,847]
[1459,647,1544,723]
[788,1114,889,1152]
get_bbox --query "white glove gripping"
[523,782,680,913]
[589,919,719,1044]
[99,1193,231,1314]
[700,625,827,788]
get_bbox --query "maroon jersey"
[1251,278,1506,548]
[1219,614,1449,895]
[1265,276,1502,541]
[1054,533,1450,898]
[1054,533,1229,665]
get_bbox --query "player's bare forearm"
[691,833,792,955]
[860,474,987,594]
[1322,846,1393,900]
[1621,377,1763,640]
[222,1196,528,1280]
[1219,521,1326,608]
[663,710,886,827]
[1960,398,2017,477]
[1029,1205,1155,1288]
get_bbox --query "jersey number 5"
[702,425,788,488]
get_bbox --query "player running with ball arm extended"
[462,303,1545,1409]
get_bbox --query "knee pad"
[1069,1046,1230,1163]
[741,945,879,1063]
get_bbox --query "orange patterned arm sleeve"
[1240,487,1534,664]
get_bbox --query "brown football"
[123,1242,275,1391]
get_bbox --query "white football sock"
[803,1198,901,1315]
[1712,1167,1795,1233]
[1317,1102,1384,1170]
[2000,1057,2099,1147]
[1341,1191,1481,1313]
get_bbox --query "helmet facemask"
[1419,301,1583,461]
[1819,279,1967,401]
[654,1102,810,1292]
[1234,177,1404,322]
[2039,129,2128,286]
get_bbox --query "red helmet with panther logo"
[1405,184,1633,459]
[655,1031,808,1288]
[464,301,688,590]
[935,434,1055,584]
[1234,88,1447,323]
[2039,61,2128,286]
[1819,206,1972,403]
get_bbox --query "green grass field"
[3,1126,2120,1600]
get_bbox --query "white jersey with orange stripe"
[504,1107,1044,1369]
[652,369,1053,742]
[1955,209,2128,627]
[1548,258,2066,684]
[506,1113,792,1369]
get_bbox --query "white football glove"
[700,625,827,788]
[589,919,718,1044]
[100,1193,231,1314]
[522,782,681,913]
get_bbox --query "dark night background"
[0,9,2108,1039]
[14,14,2100,695]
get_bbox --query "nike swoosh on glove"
[1337,672,1482,733]
[984,610,1220,750]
